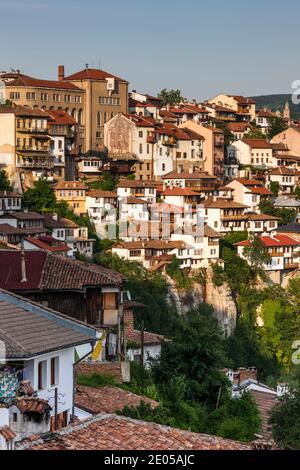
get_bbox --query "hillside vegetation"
[251,94,300,119]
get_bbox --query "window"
[64,95,71,103]
[41,93,48,101]
[139,143,143,154]
[26,92,36,100]
[104,112,108,123]
[38,360,47,390]
[51,357,59,386]
[139,131,143,138]
[9,92,20,100]
[129,250,142,257]
[162,163,166,172]
[74,95,82,103]
[97,112,101,127]
[53,94,60,102]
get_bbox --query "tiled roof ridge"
[17,413,252,450]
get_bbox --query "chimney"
[58,65,65,81]
[53,213,58,221]
[20,239,27,283]
[124,309,134,338]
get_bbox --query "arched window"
[111,112,114,119]
[104,112,108,123]
[71,108,77,120]
[65,108,69,115]
[97,112,101,127]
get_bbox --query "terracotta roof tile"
[6,75,82,91]
[75,385,158,415]
[65,68,128,83]
[19,414,252,450]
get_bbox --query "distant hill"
[251,94,300,119]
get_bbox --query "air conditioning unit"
[106,78,115,92]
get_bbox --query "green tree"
[23,178,58,212]
[151,304,228,405]
[0,170,13,191]
[270,384,300,449]
[269,181,280,197]
[243,129,265,139]
[267,117,288,140]
[158,89,184,106]
[214,122,234,146]
[243,235,271,269]
[88,172,118,191]
[259,199,296,226]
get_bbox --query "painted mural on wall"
[106,115,134,157]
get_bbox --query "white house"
[225,178,272,213]
[267,167,297,195]
[0,288,97,448]
[228,139,275,168]
[236,233,300,284]
[0,191,22,215]
[44,214,95,258]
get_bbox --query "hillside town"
[0,64,300,452]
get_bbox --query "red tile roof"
[75,385,158,415]
[163,188,201,196]
[6,75,82,91]
[228,122,252,132]
[242,139,272,149]
[48,109,77,126]
[15,397,51,414]
[163,170,215,180]
[55,181,88,190]
[0,426,16,441]
[24,236,70,253]
[236,234,300,248]
[250,187,272,196]
[20,414,252,450]
[235,178,262,186]
[268,167,296,176]
[250,390,277,439]
[0,251,125,291]
[65,68,128,84]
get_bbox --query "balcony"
[17,145,49,153]
[284,262,299,269]
[17,126,48,134]
[17,158,54,169]
[162,137,176,147]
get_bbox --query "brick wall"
[238,368,257,384]
[124,310,134,338]
[76,362,123,383]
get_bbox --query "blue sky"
[0,0,299,100]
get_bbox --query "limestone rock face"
[166,268,237,335]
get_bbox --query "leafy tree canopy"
[158,89,184,106]
[0,170,13,192]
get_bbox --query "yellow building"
[64,66,129,153]
[1,65,129,155]
[0,106,54,190]
[54,181,88,215]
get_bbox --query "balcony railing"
[17,126,48,134]
[17,159,54,169]
[16,145,49,152]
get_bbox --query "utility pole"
[54,387,58,431]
